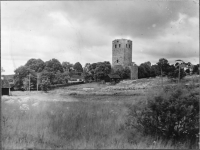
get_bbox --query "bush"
[126,85,199,148]
[167,68,186,80]
[40,78,51,92]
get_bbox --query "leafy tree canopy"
[14,66,37,89]
[62,62,73,72]
[73,62,83,72]
[44,58,64,73]
[192,64,199,75]
[25,58,45,72]
[115,67,131,79]
[150,65,160,77]
[83,61,111,81]
[138,62,151,79]
[156,58,170,76]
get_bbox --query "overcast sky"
[1,1,199,75]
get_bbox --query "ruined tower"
[112,39,138,80]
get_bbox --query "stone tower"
[112,39,132,68]
[112,39,138,80]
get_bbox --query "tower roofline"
[112,39,132,42]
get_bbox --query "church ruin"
[112,39,138,80]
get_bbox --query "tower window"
[117,59,119,63]
[119,44,121,48]
[115,44,117,48]
[129,44,131,48]
[126,44,127,48]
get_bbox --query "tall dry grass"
[2,94,182,149]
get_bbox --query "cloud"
[55,1,198,38]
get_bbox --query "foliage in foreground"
[2,95,179,149]
[40,78,51,92]
[126,84,199,149]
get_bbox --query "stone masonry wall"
[129,64,138,80]
[112,40,124,66]
[112,39,132,68]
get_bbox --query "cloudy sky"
[1,0,199,75]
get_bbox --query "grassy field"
[2,76,199,149]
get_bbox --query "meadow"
[2,76,199,149]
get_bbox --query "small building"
[1,78,10,95]
[105,74,121,83]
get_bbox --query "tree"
[115,67,130,79]
[192,64,199,75]
[123,67,131,79]
[14,66,38,90]
[44,58,64,73]
[73,62,83,73]
[150,65,160,77]
[83,63,91,73]
[185,68,190,74]
[88,63,97,80]
[167,64,186,80]
[83,61,111,81]
[25,58,45,72]
[138,62,151,79]
[83,72,93,82]
[94,61,111,81]
[22,77,29,91]
[53,70,69,84]
[83,63,93,82]
[40,78,51,92]
[157,58,170,76]
[138,65,146,79]
[14,66,30,90]
[40,70,55,85]
[62,62,73,72]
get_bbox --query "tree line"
[138,58,199,79]
[12,57,199,91]
[14,58,84,91]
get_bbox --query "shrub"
[40,78,51,92]
[167,68,186,80]
[126,85,199,148]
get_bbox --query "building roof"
[1,79,10,88]
[108,74,121,79]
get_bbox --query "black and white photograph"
[1,0,199,149]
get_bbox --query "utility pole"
[29,73,31,92]
[175,60,184,85]
[161,67,163,88]
[178,64,180,84]
[37,73,39,91]
[160,59,163,88]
